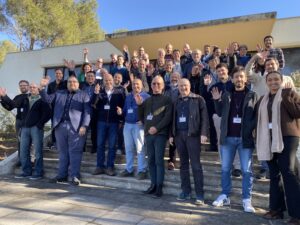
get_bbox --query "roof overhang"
[106,12,276,59]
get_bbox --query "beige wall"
[107,19,275,59]
[271,17,300,48]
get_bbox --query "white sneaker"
[212,194,230,207]
[243,199,255,213]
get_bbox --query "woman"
[256,71,300,224]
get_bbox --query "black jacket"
[92,88,125,123]
[1,94,51,129]
[172,93,209,137]
[214,87,258,148]
[1,93,28,120]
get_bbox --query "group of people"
[0,34,299,224]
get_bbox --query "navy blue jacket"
[40,89,91,132]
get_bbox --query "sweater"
[138,94,172,136]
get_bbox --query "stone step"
[43,150,262,169]
[14,167,269,209]
[41,157,269,193]
[45,144,262,164]
[43,151,264,175]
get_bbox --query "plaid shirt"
[268,48,285,69]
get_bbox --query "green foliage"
[0,107,15,133]
[112,28,129,34]
[1,0,105,50]
[291,70,300,88]
[0,40,17,66]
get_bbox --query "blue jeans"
[123,123,147,173]
[220,137,253,199]
[96,121,118,168]
[20,126,44,176]
[55,121,86,179]
[145,135,167,185]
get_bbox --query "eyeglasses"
[152,82,162,86]
[97,61,103,63]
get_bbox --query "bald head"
[178,78,191,97]
[151,76,165,94]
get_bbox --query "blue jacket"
[40,89,91,132]
[123,92,150,124]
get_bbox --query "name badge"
[269,123,272,129]
[20,108,23,112]
[127,108,133,114]
[146,114,153,121]
[104,105,110,110]
[233,117,241,124]
[179,116,186,123]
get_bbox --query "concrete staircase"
[14,140,270,209]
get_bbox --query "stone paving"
[0,176,288,225]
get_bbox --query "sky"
[1,0,300,41]
[98,0,300,33]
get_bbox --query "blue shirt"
[123,92,150,124]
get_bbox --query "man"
[201,45,211,62]
[130,59,149,93]
[136,76,172,198]
[165,43,173,61]
[263,35,285,69]
[180,43,193,72]
[39,76,91,185]
[0,83,51,179]
[47,69,67,95]
[0,80,30,165]
[47,69,67,149]
[117,79,150,179]
[161,60,173,89]
[211,66,257,213]
[111,55,130,85]
[80,71,97,153]
[183,49,206,79]
[92,74,124,176]
[170,78,209,205]
[203,63,241,166]
[164,72,181,170]
[95,58,104,82]
[113,73,127,155]
[172,49,183,77]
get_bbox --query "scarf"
[256,87,284,160]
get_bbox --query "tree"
[0,0,105,51]
[112,28,129,34]
[0,40,17,66]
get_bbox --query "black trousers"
[267,136,300,219]
[175,131,204,197]
[90,109,98,153]
[168,142,176,163]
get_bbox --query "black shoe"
[232,169,242,177]
[16,161,21,168]
[92,167,106,175]
[105,168,116,176]
[119,170,134,177]
[152,185,163,198]
[71,177,81,186]
[14,173,31,179]
[136,171,147,180]
[49,177,68,183]
[256,169,270,180]
[143,184,156,194]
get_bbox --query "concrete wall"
[272,17,300,48]
[0,41,122,97]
